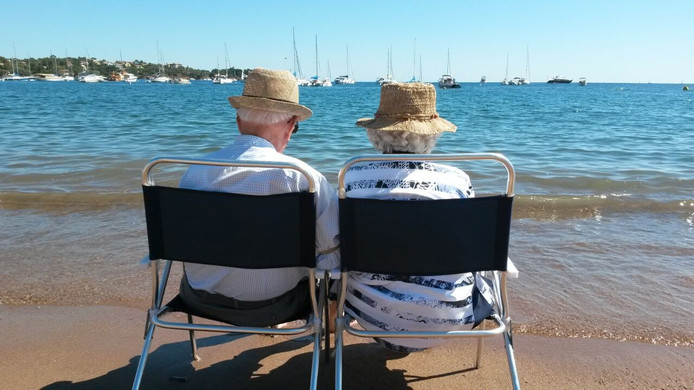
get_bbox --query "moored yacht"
[547,76,572,83]
[34,73,64,82]
[438,74,460,88]
[334,75,355,85]
[578,77,587,86]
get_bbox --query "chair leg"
[132,321,156,390]
[187,313,200,361]
[475,319,487,368]
[334,316,345,390]
[504,320,521,390]
[323,274,330,363]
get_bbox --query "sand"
[1,305,692,389]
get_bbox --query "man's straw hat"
[356,82,456,134]
[228,68,312,121]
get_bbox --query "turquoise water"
[0,81,692,345]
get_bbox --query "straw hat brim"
[228,96,313,121]
[355,116,457,134]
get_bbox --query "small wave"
[0,192,142,214]
[2,191,692,219]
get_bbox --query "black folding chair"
[334,153,520,389]
[132,157,326,390]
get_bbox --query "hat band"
[374,112,440,120]
[243,93,296,105]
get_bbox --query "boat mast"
[412,39,417,81]
[292,27,304,80]
[446,48,451,75]
[419,55,422,82]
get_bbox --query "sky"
[2,0,693,83]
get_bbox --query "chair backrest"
[337,153,514,275]
[142,157,317,269]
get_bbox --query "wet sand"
[1,305,692,389]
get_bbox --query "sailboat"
[308,35,331,87]
[35,54,64,82]
[333,44,355,84]
[4,42,31,81]
[438,49,460,88]
[213,43,235,84]
[378,47,397,85]
[520,45,530,85]
[501,53,509,85]
[151,42,170,83]
[292,28,310,86]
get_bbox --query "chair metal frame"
[334,153,520,389]
[132,157,326,390]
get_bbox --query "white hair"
[237,107,293,125]
[366,129,440,154]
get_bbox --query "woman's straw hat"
[228,68,313,121]
[356,82,456,134]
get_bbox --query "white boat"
[578,77,587,86]
[4,43,30,81]
[291,28,310,86]
[508,76,522,86]
[123,72,138,84]
[379,47,397,85]
[78,72,105,83]
[34,73,64,82]
[521,45,531,84]
[333,45,355,84]
[334,75,354,84]
[547,76,572,84]
[212,74,235,84]
[501,53,509,85]
[438,49,460,88]
[308,35,332,87]
[480,75,486,84]
[171,77,191,85]
[151,41,170,83]
[213,43,237,84]
[150,75,170,83]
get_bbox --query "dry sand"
[1,305,692,389]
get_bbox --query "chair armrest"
[506,258,519,279]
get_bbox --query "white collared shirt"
[179,135,340,301]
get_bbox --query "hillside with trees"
[0,55,248,80]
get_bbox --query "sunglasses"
[289,118,299,134]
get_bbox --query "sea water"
[0,81,692,346]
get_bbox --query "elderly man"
[178,68,339,327]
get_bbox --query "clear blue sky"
[2,0,692,83]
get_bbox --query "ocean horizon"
[1,80,692,346]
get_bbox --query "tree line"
[0,56,248,80]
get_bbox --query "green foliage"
[1,55,250,80]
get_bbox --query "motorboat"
[578,77,587,86]
[547,76,572,83]
[480,75,486,84]
[334,75,355,85]
[78,72,105,83]
[508,77,522,86]
[34,73,64,82]
[171,77,191,85]
[438,74,460,88]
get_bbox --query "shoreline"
[2,304,692,389]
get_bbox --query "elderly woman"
[342,82,496,352]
